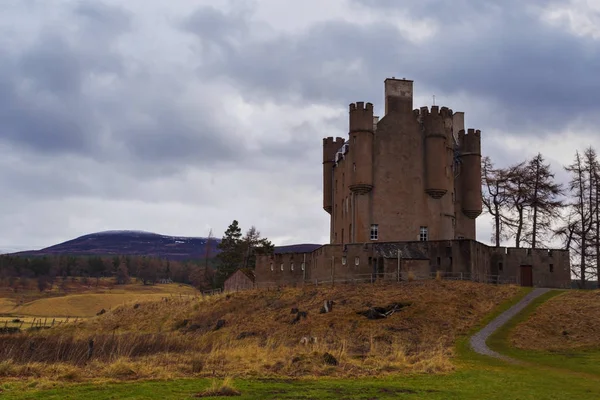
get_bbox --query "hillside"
[0,281,520,381]
[9,230,322,260]
[510,290,600,351]
[11,230,220,261]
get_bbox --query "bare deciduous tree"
[481,156,512,247]
[525,153,564,248]
[504,161,529,248]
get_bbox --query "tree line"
[482,147,600,287]
[0,219,276,292]
[0,254,216,292]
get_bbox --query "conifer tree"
[215,220,245,287]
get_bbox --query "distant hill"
[11,230,221,261]
[8,230,323,261]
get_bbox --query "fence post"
[397,250,400,283]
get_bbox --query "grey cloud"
[181,1,600,136]
[181,8,402,107]
[0,2,244,176]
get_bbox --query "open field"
[2,285,600,399]
[0,281,200,318]
[0,281,519,381]
[1,283,600,399]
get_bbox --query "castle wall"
[254,240,571,289]
[489,247,571,288]
[254,251,311,286]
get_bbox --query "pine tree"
[215,220,245,287]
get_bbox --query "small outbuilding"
[224,268,255,292]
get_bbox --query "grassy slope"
[487,289,600,376]
[3,284,600,399]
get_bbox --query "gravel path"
[469,288,552,362]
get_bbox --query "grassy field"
[0,281,200,318]
[0,283,599,399]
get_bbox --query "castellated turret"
[459,129,483,219]
[322,77,483,244]
[322,136,345,213]
[349,102,374,194]
[420,105,453,199]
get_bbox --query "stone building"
[255,78,571,289]
[224,269,255,292]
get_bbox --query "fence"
[253,270,518,289]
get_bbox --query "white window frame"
[370,224,379,241]
[419,226,428,241]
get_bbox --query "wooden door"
[520,265,533,287]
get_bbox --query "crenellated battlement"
[349,101,374,133]
[323,136,345,146]
[349,101,374,112]
[414,105,454,118]
[458,129,481,154]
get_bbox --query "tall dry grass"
[0,281,519,381]
[511,290,600,351]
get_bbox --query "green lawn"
[2,286,600,400]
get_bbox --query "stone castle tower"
[322,78,483,244]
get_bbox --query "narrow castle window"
[419,226,428,241]
[355,256,360,266]
[280,263,284,271]
[353,163,356,172]
[342,256,347,265]
[549,264,554,273]
[291,263,294,271]
[498,262,503,271]
[270,263,274,271]
[301,263,305,271]
[370,224,379,240]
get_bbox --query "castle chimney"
[384,78,413,116]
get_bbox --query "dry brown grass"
[0,281,519,381]
[511,290,600,351]
[0,282,199,318]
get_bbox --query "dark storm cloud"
[181,1,600,135]
[181,7,401,107]
[0,1,241,174]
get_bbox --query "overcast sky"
[1,0,599,252]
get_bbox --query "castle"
[254,78,571,289]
